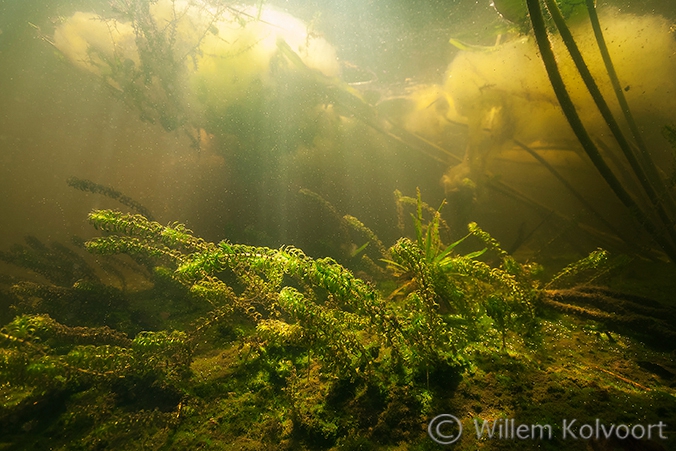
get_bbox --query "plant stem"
[543,0,676,249]
[584,0,676,215]
[513,139,627,242]
[525,0,676,263]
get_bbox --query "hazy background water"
[0,0,485,249]
[1,0,675,268]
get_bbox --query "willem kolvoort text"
[473,418,668,440]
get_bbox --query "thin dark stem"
[525,0,676,263]
[584,0,676,213]
[513,140,627,242]
[543,0,676,248]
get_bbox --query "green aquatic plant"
[542,286,676,348]
[0,235,141,330]
[385,190,538,354]
[0,314,189,396]
[81,206,471,443]
[67,176,154,220]
[83,202,537,393]
[299,188,390,263]
[86,210,407,374]
[544,247,608,289]
[0,236,100,287]
[0,192,630,448]
[0,317,187,448]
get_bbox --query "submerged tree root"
[542,286,676,347]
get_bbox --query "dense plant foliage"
[0,191,617,448]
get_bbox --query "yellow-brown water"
[1,0,676,449]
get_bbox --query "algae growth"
[1,191,675,449]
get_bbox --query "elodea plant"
[0,192,610,447]
[83,207,469,385]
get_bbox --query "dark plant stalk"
[513,139,627,242]
[68,177,154,220]
[486,176,636,255]
[525,0,676,263]
[542,0,676,247]
[584,0,676,213]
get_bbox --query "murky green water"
[1,0,675,259]
[1,0,676,449]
